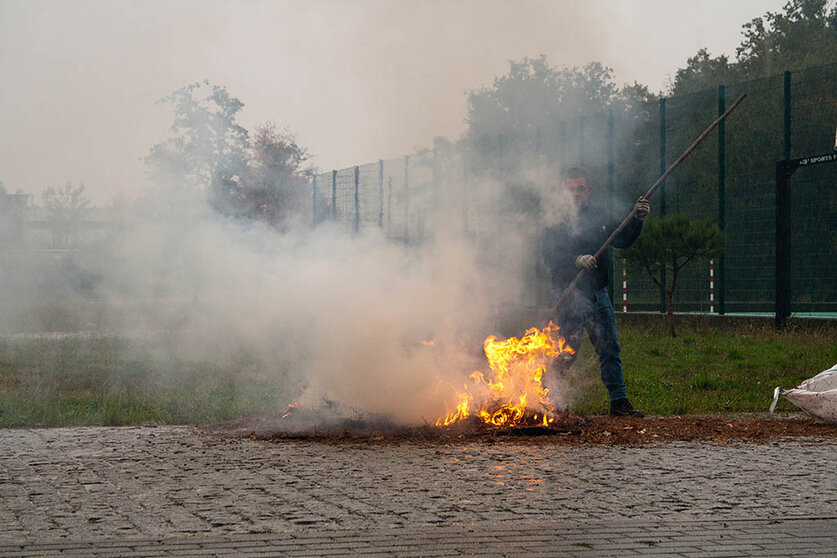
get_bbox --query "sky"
[0,0,790,204]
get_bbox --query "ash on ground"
[204,401,587,442]
[203,412,837,446]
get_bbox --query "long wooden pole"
[551,93,747,314]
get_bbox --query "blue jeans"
[551,288,627,402]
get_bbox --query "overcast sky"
[0,0,789,204]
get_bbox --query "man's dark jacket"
[541,203,644,297]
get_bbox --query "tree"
[736,0,837,77]
[146,82,314,226]
[618,215,724,337]
[236,122,313,227]
[145,80,251,200]
[41,182,91,248]
[672,0,837,95]
[466,56,619,140]
[612,82,659,114]
[671,49,741,95]
[464,55,656,183]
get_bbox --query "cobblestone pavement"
[1,517,836,557]
[1,426,835,556]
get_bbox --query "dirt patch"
[203,413,837,446]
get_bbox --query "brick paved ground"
[1,426,835,556]
[1,517,836,557]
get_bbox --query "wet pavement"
[1,426,835,556]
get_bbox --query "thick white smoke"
[86,179,567,425]
[0,159,587,426]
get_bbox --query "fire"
[281,402,299,418]
[437,322,574,427]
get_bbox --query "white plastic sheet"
[770,363,837,423]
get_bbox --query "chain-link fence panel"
[612,99,664,312]
[787,63,837,314]
[309,63,834,317]
[725,73,785,312]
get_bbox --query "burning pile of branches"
[275,322,581,438]
[436,322,575,429]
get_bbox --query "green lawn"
[0,337,290,427]
[0,323,834,427]
[567,323,837,416]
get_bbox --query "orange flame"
[281,402,299,419]
[436,322,574,427]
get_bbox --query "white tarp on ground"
[770,363,837,423]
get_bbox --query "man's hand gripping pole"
[551,93,747,315]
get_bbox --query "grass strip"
[0,323,834,427]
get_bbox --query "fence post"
[559,121,567,167]
[331,169,337,221]
[462,153,470,234]
[659,97,667,313]
[387,177,393,237]
[717,85,726,314]
[404,155,410,244]
[622,259,628,313]
[776,71,792,326]
[433,147,439,213]
[607,109,615,302]
[783,71,792,160]
[710,259,715,313]
[659,98,667,216]
[312,175,318,227]
[775,160,791,328]
[378,160,384,229]
[354,165,360,233]
[497,134,504,174]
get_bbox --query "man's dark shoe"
[609,398,644,417]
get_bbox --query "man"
[541,166,650,417]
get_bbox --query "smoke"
[6,162,579,425]
[0,100,606,429]
[1,0,759,428]
[68,174,572,425]
[0,139,633,428]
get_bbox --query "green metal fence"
[312,63,836,319]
